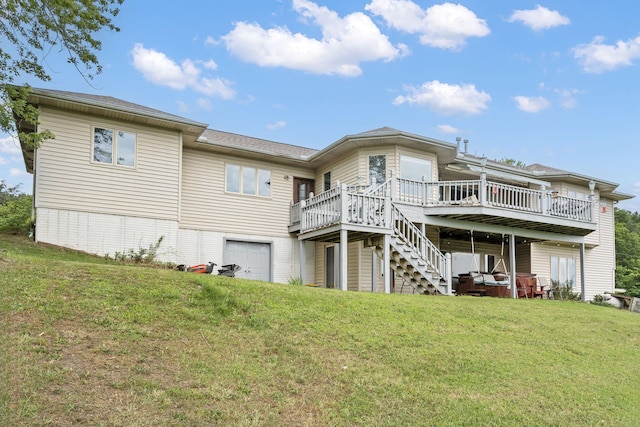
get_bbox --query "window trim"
[92,125,137,168]
[551,255,576,288]
[225,163,272,198]
[323,171,331,192]
[368,154,386,186]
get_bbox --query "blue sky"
[2,0,639,211]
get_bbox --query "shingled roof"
[198,129,318,160]
[26,88,207,127]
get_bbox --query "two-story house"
[14,87,633,300]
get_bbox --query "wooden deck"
[289,178,596,236]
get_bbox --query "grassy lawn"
[1,234,639,426]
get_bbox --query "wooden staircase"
[368,204,451,295]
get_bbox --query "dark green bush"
[0,193,32,234]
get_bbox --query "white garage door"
[224,240,272,281]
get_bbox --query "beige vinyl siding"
[180,148,314,236]
[317,151,359,189]
[583,197,616,297]
[584,192,602,247]
[35,107,181,220]
[515,243,532,273]
[530,242,582,289]
[311,241,361,290]
[347,242,361,291]
[314,242,326,287]
[361,246,385,292]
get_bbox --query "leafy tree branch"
[0,0,123,148]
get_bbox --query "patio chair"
[534,277,548,299]
[515,277,529,299]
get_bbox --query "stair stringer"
[369,234,451,296]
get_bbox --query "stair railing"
[391,204,447,280]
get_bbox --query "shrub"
[288,276,304,286]
[110,236,165,264]
[0,194,32,235]
[550,279,582,301]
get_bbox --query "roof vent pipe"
[456,137,461,152]
[463,139,469,153]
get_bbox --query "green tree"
[0,180,32,234]
[615,207,640,296]
[1,0,123,148]
[499,158,526,168]
[0,180,23,204]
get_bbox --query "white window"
[226,164,271,197]
[369,155,386,185]
[93,127,136,167]
[323,171,331,191]
[401,155,432,181]
[551,256,576,288]
[567,190,587,200]
[400,155,433,199]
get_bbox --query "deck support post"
[383,233,391,294]
[299,239,306,285]
[372,250,378,293]
[339,228,348,291]
[479,171,487,205]
[580,242,586,302]
[509,233,517,299]
[445,252,452,295]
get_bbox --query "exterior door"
[224,240,272,281]
[293,177,315,203]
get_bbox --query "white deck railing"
[296,184,390,233]
[393,178,594,223]
[392,204,447,277]
[291,177,595,228]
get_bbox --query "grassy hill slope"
[1,235,639,426]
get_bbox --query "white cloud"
[202,60,218,71]
[366,0,490,50]
[513,95,550,113]
[197,98,213,110]
[177,100,189,113]
[573,35,640,73]
[0,135,21,155]
[508,5,570,31]
[393,80,491,115]
[130,43,236,99]
[437,124,460,134]
[0,156,7,166]
[221,0,407,76]
[205,36,220,46]
[9,167,26,177]
[267,121,287,130]
[554,88,582,109]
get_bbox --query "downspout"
[509,233,517,298]
[580,243,586,302]
[30,145,37,240]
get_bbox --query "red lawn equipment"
[175,262,242,277]
[175,261,217,274]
